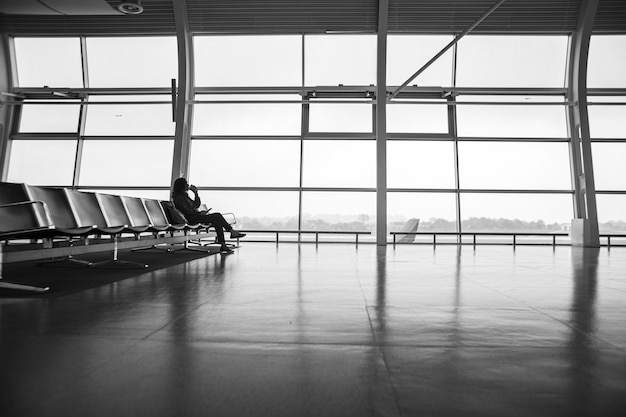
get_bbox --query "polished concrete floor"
[1,243,625,417]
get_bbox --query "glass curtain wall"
[192,34,376,241]
[587,35,626,236]
[9,36,177,200]
[6,33,626,242]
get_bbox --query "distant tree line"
[237,216,626,233]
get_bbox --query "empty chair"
[0,200,52,293]
[65,190,146,268]
[0,181,31,205]
[25,185,99,266]
[123,196,171,252]
[122,196,169,233]
[0,201,53,241]
[98,193,150,235]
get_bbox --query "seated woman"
[171,177,245,253]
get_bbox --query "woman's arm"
[189,185,202,208]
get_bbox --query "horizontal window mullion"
[388,133,453,140]
[11,133,78,140]
[459,189,574,194]
[191,135,301,140]
[457,136,570,142]
[303,134,375,140]
[193,187,377,193]
[80,136,174,140]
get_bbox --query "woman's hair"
[171,177,188,198]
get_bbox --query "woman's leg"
[203,213,230,244]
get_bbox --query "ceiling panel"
[0,0,624,35]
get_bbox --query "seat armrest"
[0,201,54,232]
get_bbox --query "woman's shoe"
[230,230,246,239]
[220,245,234,254]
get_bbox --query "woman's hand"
[189,184,198,193]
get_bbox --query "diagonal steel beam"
[389,0,507,100]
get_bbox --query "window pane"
[309,103,372,133]
[388,192,457,232]
[456,36,568,87]
[302,141,375,188]
[387,102,448,134]
[458,142,571,190]
[197,191,299,230]
[305,35,376,86]
[194,35,302,87]
[456,96,568,138]
[301,192,375,231]
[79,140,173,186]
[461,193,573,229]
[7,140,77,186]
[588,98,626,139]
[388,141,455,189]
[19,103,80,133]
[597,195,626,232]
[588,35,626,88]
[387,35,453,87]
[86,37,177,88]
[189,140,301,187]
[192,95,301,136]
[14,37,83,88]
[84,96,175,136]
[591,143,626,190]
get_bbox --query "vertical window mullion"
[73,36,89,189]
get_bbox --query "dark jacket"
[172,192,202,220]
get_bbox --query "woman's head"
[172,177,189,196]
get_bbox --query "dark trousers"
[188,212,232,244]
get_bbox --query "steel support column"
[171,0,192,186]
[567,0,599,247]
[376,0,389,246]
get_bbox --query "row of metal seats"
[0,181,216,267]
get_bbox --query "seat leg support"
[1,246,50,293]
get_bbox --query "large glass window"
[386,101,449,134]
[194,35,302,87]
[596,195,626,232]
[302,140,375,188]
[456,35,568,87]
[18,102,81,133]
[387,35,454,87]
[304,35,376,86]
[456,96,568,138]
[588,97,626,139]
[189,140,301,187]
[192,95,301,136]
[200,191,299,230]
[7,140,77,186]
[458,142,571,190]
[591,143,626,191]
[388,141,455,189]
[84,96,175,136]
[308,101,372,133]
[78,140,173,187]
[388,192,457,232]
[461,193,573,230]
[85,37,177,88]
[301,192,375,231]
[588,35,626,88]
[14,37,83,88]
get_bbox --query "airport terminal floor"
[1,242,625,416]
